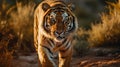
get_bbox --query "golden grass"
[88,1,120,48]
[0,1,35,67]
[0,52,13,67]
[0,27,14,67]
[9,2,35,52]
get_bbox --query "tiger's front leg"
[38,45,56,67]
[58,45,72,67]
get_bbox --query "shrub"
[0,26,18,67]
[88,1,120,48]
[0,1,35,66]
[0,1,18,66]
[74,28,89,56]
[9,2,35,53]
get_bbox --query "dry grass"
[88,1,120,48]
[0,1,35,67]
[0,41,13,67]
[9,2,35,53]
[0,26,16,67]
[0,1,14,67]
[1,0,120,66]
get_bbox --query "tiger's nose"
[54,31,63,35]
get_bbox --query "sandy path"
[12,53,120,67]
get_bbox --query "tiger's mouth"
[57,36,65,40]
[54,36,65,42]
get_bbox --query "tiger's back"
[34,0,78,67]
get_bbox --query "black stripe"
[49,39,55,46]
[68,16,75,32]
[60,41,70,52]
[47,39,55,48]
[47,40,53,47]
[62,38,67,44]
[42,46,53,55]
[56,39,67,47]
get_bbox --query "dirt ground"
[72,56,120,67]
[12,49,120,67]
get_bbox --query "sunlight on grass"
[0,1,35,67]
[1,0,120,67]
[88,1,120,48]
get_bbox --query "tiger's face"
[42,3,76,42]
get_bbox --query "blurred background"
[0,0,120,67]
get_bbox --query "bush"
[74,28,89,56]
[0,26,18,67]
[0,1,35,66]
[88,1,120,48]
[0,1,18,66]
[9,2,35,53]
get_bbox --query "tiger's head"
[39,1,78,42]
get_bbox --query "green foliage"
[88,1,120,48]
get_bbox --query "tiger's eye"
[51,18,56,24]
[67,22,73,31]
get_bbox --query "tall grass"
[0,1,14,67]
[88,1,120,48]
[0,1,35,66]
[9,2,35,53]
[0,27,16,67]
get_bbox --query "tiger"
[34,0,78,67]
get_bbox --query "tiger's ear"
[68,3,75,11]
[42,3,50,11]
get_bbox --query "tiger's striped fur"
[34,0,78,67]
